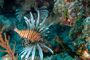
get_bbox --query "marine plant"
[14,10,54,60]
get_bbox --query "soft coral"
[0,26,17,60]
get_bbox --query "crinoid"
[14,10,54,60]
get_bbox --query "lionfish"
[14,10,54,60]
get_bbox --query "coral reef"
[0,0,90,60]
[69,17,90,43]
[53,0,90,27]
[69,17,90,59]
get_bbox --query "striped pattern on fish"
[14,28,43,42]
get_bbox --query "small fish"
[55,36,75,58]
[55,36,67,51]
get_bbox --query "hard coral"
[53,0,90,27]
[14,10,54,60]
[75,44,90,60]
[82,17,90,42]
[69,17,90,43]
[69,17,90,59]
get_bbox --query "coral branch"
[0,26,17,60]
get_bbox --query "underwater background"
[0,0,90,60]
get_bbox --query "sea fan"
[0,26,17,60]
[14,10,54,60]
